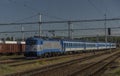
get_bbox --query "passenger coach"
[24,37,116,57]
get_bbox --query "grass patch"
[114,69,120,75]
[0,64,14,75]
[0,56,81,75]
[0,55,24,60]
[35,60,46,65]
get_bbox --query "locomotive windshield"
[26,40,37,45]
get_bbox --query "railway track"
[0,57,26,64]
[0,49,117,65]
[10,51,116,68]
[0,51,107,66]
[4,50,119,76]
[70,51,120,76]
[0,55,24,60]
[0,53,83,65]
[8,52,106,67]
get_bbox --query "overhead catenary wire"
[8,0,67,21]
[88,0,104,16]
[13,13,39,23]
[23,4,68,21]
[0,17,120,25]
[0,26,120,33]
[23,3,68,21]
[3,0,120,40]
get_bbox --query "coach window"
[67,43,69,47]
[71,43,72,47]
[78,43,80,47]
[64,43,66,47]
[74,43,76,47]
[78,43,79,47]
[66,43,67,47]
[65,43,68,47]
[65,43,67,47]
[80,43,82,47]
[76,43,78,47]
[70,43,71,47]
[77,43,78,47]
[79,43,81,47]
[67,43,68,47]
[72,43,74,47]
[69,43,70,47]
[73,43,75,47]
[76,43,77,47]
[70,43,72,47]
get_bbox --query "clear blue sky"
[0,0,120,38]
[0,0,120,22]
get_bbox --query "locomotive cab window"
[26,40,37,45]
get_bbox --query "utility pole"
[68,22,71,39]
[21,25,24,41]
[71,23,74,39]
[104,14,107,48]
[39,13,42,37]
[96,34,99,42]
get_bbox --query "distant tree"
[11,36,14,41]
[6,37,11,41]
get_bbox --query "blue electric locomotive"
[24,37,116,57]
[24,37,63,57]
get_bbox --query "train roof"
[26,37,61,41]
[26,37,116,44]
[0,40,25,44]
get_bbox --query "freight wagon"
[0,41,25,55]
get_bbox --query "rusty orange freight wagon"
[0,41,25,55]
